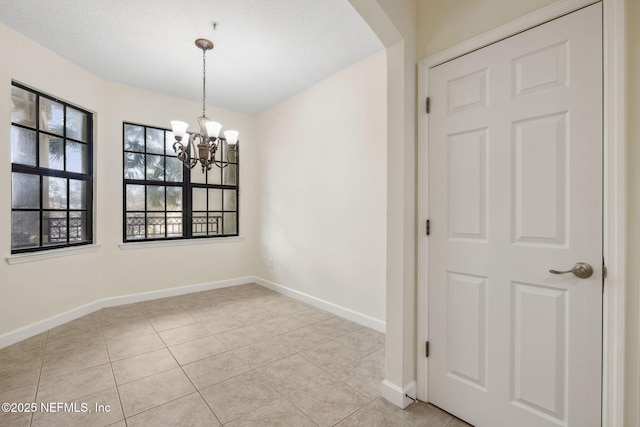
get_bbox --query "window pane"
[43,211,67,245]
[43,177,67,209]
[146,128,165,154]
[146,186,165,211]
[191,167,207,184]
[126,213,145,240]
[11,126,36,166]
[66,141,88,173]
[124,124,145,152]
[126,185,145,211]
[223,164,237,185]
[208,188,222,211]
[69,212,87,242]
[147,212,165,238]
[167,212,182,238]
[146,155,165,181]
[165,157,183,182]
[124,152,145,179]
[224,190,237,211]
[39,134,64,170]
[208,168,222,185]
[12,211,40,249]
[39,98,64,136]
[66,107,88,142]
[223,212,237,234]
[12,173,40,209]
[69,180,87,209]
[193,188,207,211]
[166,187,182,211]
[11,86,36,128]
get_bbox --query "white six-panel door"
[427,4,602,427]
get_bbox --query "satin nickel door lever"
[549,262,594,279]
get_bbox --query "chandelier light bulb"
[206,121,222,139]
[170,121,189,139]
[223,130,239,145]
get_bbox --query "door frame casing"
[415,1,627,426]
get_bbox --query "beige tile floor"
[0,283,470,426]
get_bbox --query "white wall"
[0,22,257,336]
[348,0,417,407]
[376,0,418,408]
[255,50,388,324]
[417,0,557,58]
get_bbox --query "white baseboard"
[381,379,417,408]
[99,276,255,308]
[253,276,386,333]
[0,276,255,349]
[0,275,386,349]
[0,299,104,350]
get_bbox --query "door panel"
[427,4,602,427]
[512,112,568,246]
[447,129,488,241]
[511,282,567,420]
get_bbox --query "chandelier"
[170,38,238,172]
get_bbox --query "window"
[123,123,239,242]
[10,83,93,253]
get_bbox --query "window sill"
[119,236,244,250]
[6,244,102,265]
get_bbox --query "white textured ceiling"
[0,0,383,114]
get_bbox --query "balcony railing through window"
[125,213,222,240]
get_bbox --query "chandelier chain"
[202,47,207,117]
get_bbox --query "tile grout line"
[293,350,382,426]
[98,311,129,427]
[148,309,224,426]
[252,328,385,427]
[29,329,50,427]
[164,299,337,425]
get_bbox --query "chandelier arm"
[190,136,198,168]
[225,145,238,164]
[211,155,231,168]
[212,159,228,169]
[208,138,219,158]
[172,141,189,164]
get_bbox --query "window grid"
[122,122,239,242]
[10,82,93,254]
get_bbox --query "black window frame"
[122,122,240,242]
[10,82,94,254]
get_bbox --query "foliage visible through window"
[123,123,239,241]
[10,83,93,253]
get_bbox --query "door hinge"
[426,219,430,236]
[425,341,429,357]
[426,97,431,114]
